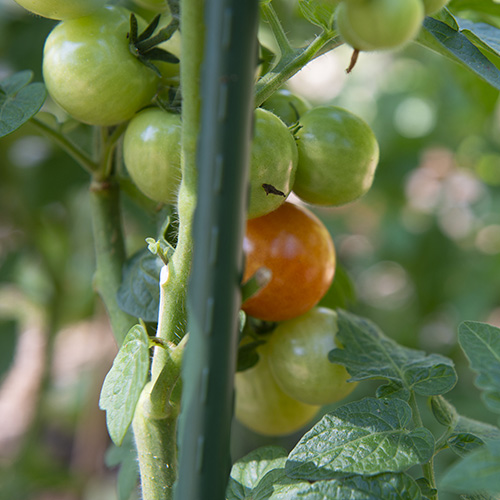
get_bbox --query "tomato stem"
[409,392,438,499]
[88,179,136,345]
[261,2,293,56]
[29,117,98,174]
[254,31,342,107]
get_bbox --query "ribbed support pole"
[174,1,260,499]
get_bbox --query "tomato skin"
[294,105,379,207]
[261,89,311,126]
[235,344,319,436]
[13,0,103,19]
[248,108,298,219]
[336,0,424,52]
[242,202,335,322]
[42,6,159,126]
[123,108,182,205]
[267,307,357,406]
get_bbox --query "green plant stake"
[174,0,259,499]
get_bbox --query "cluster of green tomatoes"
[14,0,424,436]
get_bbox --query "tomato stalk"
[131,0,204,497]
[89,179,136,346]
[408,392,438,498]
[254,28,341,107]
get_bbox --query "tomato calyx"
[128,12,180,77]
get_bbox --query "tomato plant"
[123,107,182,205]
[266,307,357,406]
[3,0,500,499]
[13,0,104,19]
[42,6,159,126]
[293,105,379,206]
[247,108,298,219]
[335,0,424,51]
[235,343,319,436]
[242,201,336,322]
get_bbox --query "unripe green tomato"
[261,89,312,127]
[13,0,103,19]
[248,108,298,219]
[235,345,319,436]
[336,0,424,51]
[422,0,450,15]
[267,307,357,406]
[123,108,182,205]
[293,105,379,207]
[42,6,159,126]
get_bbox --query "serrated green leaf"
[0,71,46,138]
[117,249,163,322]
[286,398,435,480]
[458,321,500,414]
[264,472,422,500]
[226,446,288,500]
[99,324,150,446]
[330,310,457,396]
[448,416,500,457]
[417,17,500,90]
[440,440,500,495]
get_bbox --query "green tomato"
[267,307,357,406]
[248,108,298,219]
[336,0,424,51]
[261,89,312,127]
[235,344,319,436]
[42,6,159,126]
[422,0,450,15]
[293,105,379,207]
[123,108,182,205]
[13,0,104,19]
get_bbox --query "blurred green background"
[1,0,500,499]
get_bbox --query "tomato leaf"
[117,249,163,323]
[0,70,46,138]
[458,321,500,414]
[417,17,500,90]
[258,472,423,500]
[99,324,150,446]
[226,446,288,499]
[440,439,500,495]
[329,310,457,396]
[286,398,435,480]
[449,416,500,457]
